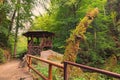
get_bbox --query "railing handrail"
[27,54,64,69]
[64,61,120,80]
[26,54,120,80]
[26,54,63,80]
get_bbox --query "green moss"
[105,54,117,71]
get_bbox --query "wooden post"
[49,64,52,80]
[64,62,68,80]
[28,56,32,71]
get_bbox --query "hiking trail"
[0,60,33,80]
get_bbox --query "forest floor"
[0,60,33,80]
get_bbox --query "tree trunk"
[13,23,19,57]
[63,8,99,62]
[7,9,16,38]
[62,8,99,78]
[13,0,20,57]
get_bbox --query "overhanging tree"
[63,8,99,62]
[62,8,99,77]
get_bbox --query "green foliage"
[31,14,55,31]
[0,48,5,63]
[111,65,120,74]
[16,36,27,57]
[76,0,120,67]
[0,0,36,57]
[28,0,120,70]
[34,63,88,80]
[34,63,63,80]
[0,1,12,49]
[97,74,119,80]
[31,0,83,53]
[73,78,86,80]
[35,64,48,78]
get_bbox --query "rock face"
[40,50,63,63]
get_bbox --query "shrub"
[0,48,5,63]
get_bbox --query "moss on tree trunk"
[62,8,99,78]
[63,8,99,62]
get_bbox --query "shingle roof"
[23,30,55,38]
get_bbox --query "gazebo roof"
[23,30,55,38]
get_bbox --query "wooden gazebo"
[23,30,55,55]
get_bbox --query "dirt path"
[0,60,33,80]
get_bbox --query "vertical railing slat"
[49,64,52,80]
[64,62,68,80]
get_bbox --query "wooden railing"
[26,54,64,80]
[64,61,120,80]
[26,54,120,80]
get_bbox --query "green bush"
[0,48,5,63]
[73,77,86,80]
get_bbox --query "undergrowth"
[0,48,5,63]
[33,63,63,80]
[32,63,120,80]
